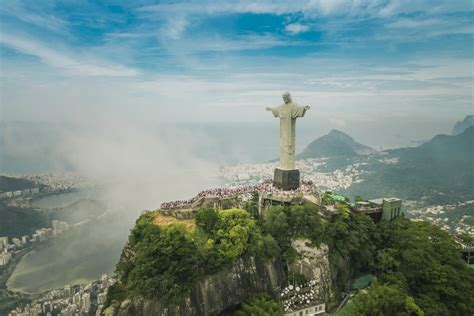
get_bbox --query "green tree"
[349,281,424,316]
[125,224,200,302]
[263,206,289,247]
[457,232,474,244]
[213,208,259,260]
[196,208,219,234]
[243,192,259,217]
[287,203,323,242]
[378,218,474,315]
[235,295,284,316]
[374,248,400,274]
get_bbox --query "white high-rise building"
[73,292,81,305]
[64,285,71,297]
[0,237,8,249]
[0,250,12,266]
[12,238,23,248]
[97,293,107,305]
[82,293,91,310]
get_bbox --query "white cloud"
[138,0,394,18]
[137,0,378,39]
[379,16,474,41]
[161,15,189,40]
[377,0,471,18]
[0,34,138,77]
[285,23,310,34]
[136,0,473,40]
[388,18,442,29]
[1,1,68,33]
[167,33,300,52]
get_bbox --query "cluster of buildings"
[8,274,115,316]
[0,237,13,266]
[0,188,40,199]
[408,200,474,236]
[0,220,69,267]
[219,158,367,191]
[220,159,328,185]
[1,174,92,198]
[220,162,276,183]
[20,173,92,192]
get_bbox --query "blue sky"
[1,0,473,146]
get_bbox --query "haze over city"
[0,1,473,316]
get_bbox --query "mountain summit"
[452,115,474,135]
[344,126,474,203]
[298,129,376,159]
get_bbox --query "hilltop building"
[354,198,403,222]
[285,303,326,316]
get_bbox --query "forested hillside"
[343,127,474,204]
[105,201,474,315]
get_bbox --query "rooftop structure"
[355,198,403,222]
[284,303,326,316]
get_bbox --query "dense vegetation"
[262,202,378,292]
[0,203,52,238]
[376,219,473,314]
[235,295,284,316]
[342,219,474,315]
[347,281,424,315]
[108,200,474,314]
[110,208,279,304]
[343,127,474,205]
[0,199,105,238]
[0,176,35,192]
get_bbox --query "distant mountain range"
[297,129,376,159]
[342,126,474,204]
[452,115,474,135]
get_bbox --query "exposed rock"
[106,256,286,316]
[288,239,335,304]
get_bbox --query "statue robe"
[269,102,308,170]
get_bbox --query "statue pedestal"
[273,168,300,190]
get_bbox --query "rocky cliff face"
[104,242,335,316]
[288,240,335,304]
[104,257,286,316]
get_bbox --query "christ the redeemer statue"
[266,92,310,190]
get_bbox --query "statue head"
[282,92,292,104]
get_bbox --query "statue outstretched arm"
[292,104,310,118]
[266,106,280,117]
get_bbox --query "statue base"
[273,168,300,191]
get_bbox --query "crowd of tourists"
[160,179,316,210]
